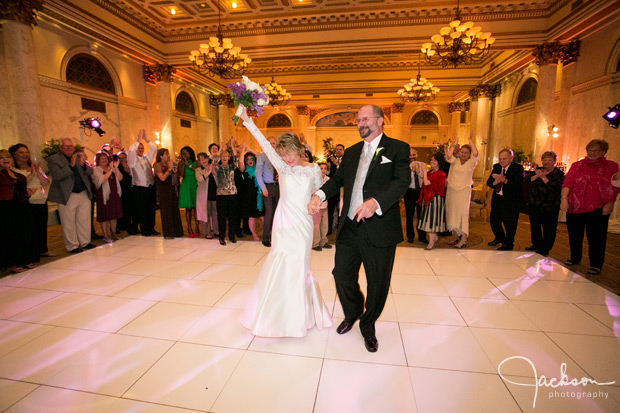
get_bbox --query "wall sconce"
[547,125,559,138]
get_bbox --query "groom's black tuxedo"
[321,134,411,246]
[319,133,410,336]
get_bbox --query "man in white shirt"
[127,129,159,236]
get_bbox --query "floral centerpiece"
[227,76,269,124]
[322,137,336,161]
[41,138,84,159]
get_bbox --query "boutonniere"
[374,147,384,161]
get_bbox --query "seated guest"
[47,138,95,253]
[416,152,447,250]
[92,151,123,243]
[526,151,564,256]
[9,143,51,256]
[561,139,619,275]
[153,148,183,239]
[0,149,39,272]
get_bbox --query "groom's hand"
[308,195,321,215]
[354,198,379,222]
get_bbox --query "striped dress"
[418,169,447,233]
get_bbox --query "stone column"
[531,41,579,162]
[1,2,45,161]
[143,64,175,153]
[391,103,405,141]
[469,85,500,177]
[556,62,576,163]
[532,64,557,162]
[448,101,468,139]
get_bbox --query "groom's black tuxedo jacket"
[320,134,410,247]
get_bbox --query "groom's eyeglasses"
[355,116,380,125]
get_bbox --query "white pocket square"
[380,156,392,164]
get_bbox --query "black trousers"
[261,183,279,242]
[333,218,396,336]
[566,209,610,269]
[490,195,520,247]
[216,194,239,242]
[133,185,156,235]
[30,203,49,254]
[528,207,559,254]
[327,194,340,235]
[403,188,426,242]
[118,187,137,233]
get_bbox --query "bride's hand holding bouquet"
[228,76,269,124]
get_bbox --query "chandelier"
[421,0,494,68]
[188,0,251,78]
[397,59,439,103]
[264,68,291,107]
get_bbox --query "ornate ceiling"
[39,0,619,104]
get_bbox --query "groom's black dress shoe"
[487,239,502,246]
[336,319,356,335]
[363,334,378,353]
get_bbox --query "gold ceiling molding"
[162,10,549,42]
[60,0,554,42]
[0,0,43,27]
[39,10,164,64]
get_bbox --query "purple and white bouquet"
[227,76,269,124]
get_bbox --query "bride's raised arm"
[238,104,287,172]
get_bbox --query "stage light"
[80,117,106,136]
[603,104,620,129]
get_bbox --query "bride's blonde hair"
[276,132,305,157]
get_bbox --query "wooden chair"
[470,187,491,223]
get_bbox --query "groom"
[308,105,410,352]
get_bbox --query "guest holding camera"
[9,143,51,256]
[526,151,564,256]
[47,138,95,253]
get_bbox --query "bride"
[237,105,333,337]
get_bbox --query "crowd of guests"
[2,131,619,276]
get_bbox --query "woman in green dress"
[178,146,198,237]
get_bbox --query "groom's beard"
[358,125,372,139]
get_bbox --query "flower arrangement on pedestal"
[322,137,336,161]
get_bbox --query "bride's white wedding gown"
[240,120,333,337]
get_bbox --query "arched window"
[267,113,292,128]
[65,53,115,94]
[175,91,195,115]
[411,110,438,125]
[516,78,538,106]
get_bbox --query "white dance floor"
[1,236,619,412]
